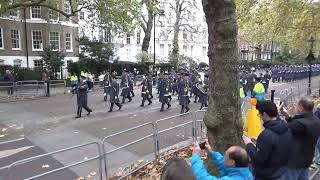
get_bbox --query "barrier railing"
[6,142,102,180]
[102,122,156,179]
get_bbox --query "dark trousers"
[109,102,121,111]
[200,103,208,110]
[141,95,152,106]
[77,106,92,117]
[122,95,132,103]
[180,105,190,114]
[130,90,135,97]
[7,87,13,95]
[160,102,171,111]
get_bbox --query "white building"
[78,0,209,64]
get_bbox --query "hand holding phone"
[199,141,206,150]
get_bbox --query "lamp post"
[306,36,316,95]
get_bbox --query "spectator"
[191,141,253,180]
[243,100,292,179]
[4,70,14,95]
[160,157,195,180]
[280,97,320,180]
[314,106,320,165]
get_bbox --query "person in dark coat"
[108,75,122,112]
[4,70,14,95]
[75,76,92,118]
[262,71,271,94]
[120,71,132,104]
[197,82,208,110]
[147,72,153,99]
[280,97,320,180]
[178,73,190,114]
[139,73,152,107]
[128,72,135,97]
[243,100,293,180]
[103,72,111,101]
[159,74,171,112]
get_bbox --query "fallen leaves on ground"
[110,146,207,180]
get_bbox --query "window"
[160,44,164,56]
[9,10,18,17]
[0,28,3,49]
[11,29,20,49]
[202,46,207,56]
[191,45,194,56]
[126,34,130,44]
[106,29,111,43]
[183,45,187,53]
[65,33,72,51]
[32,31,43,50]
[79,11,84,20]
[49,32,60,50]
[137,31,141,44]
[183,32,187,40]
[64,3,71,21]
[48,9,58,20]
[13,59,22,67]
[31,6,41,19]
[168,44,171,56]
[34,60,43,67]
[0,59,4,65]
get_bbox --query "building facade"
[78,0,209,64]
[0,2,79,69]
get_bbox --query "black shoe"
[140,104,144,107]
[128,99,132,102]
[75,115,81,119]
[119,105,122,110]
[108,109,112,112]
[167,104,171,109]
[160,109,164,112]
[194,101,197,103]
[186,107,190,113]
[148,102,152,105]
[87,110,92,116]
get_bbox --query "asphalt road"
[1,76,320,179]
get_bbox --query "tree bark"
[170,0,183,68]
[141,5,154,52]
[202,0,243,154]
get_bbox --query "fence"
[4,107,320,180]
[5,142,102,180]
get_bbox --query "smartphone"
[199,142,206,150]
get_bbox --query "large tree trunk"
[141,9,154,52]
[170,1,182,69]
[202,0,243,154]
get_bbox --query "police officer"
[120,70,132,104]
[262,71,271,93]
[70,73,78,90]
[178,73,190,114]
[128,71,135,97]
[139,73,152,107]
[159,74,171,112]
[75,76,92,118]
[108,75,122,112]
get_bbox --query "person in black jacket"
[279,97,320,180]
[243,100,293,180]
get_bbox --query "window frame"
[65,33,73,52]
[49,31,60,50]
[79,11,84,20]
[137,31,141,45]
[11,29,21,50]
[34,60,43,68]
[9,10,19,17]
[31,30,43,51]
[48,8,59,21]
[126,34,131,44]
[160,44,164,56]
[31,6,41,19]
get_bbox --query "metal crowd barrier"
[102,122,156,179]
[6,142,102,180]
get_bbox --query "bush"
[0,65,44,81]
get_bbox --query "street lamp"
[306,36,316,95]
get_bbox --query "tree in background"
[202,0,243,157]
[41,45,65,79]
[79,36,115,61]
[178,55,198,70]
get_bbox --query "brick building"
[0,3,79,69]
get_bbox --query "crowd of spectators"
[160,97,320,180]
